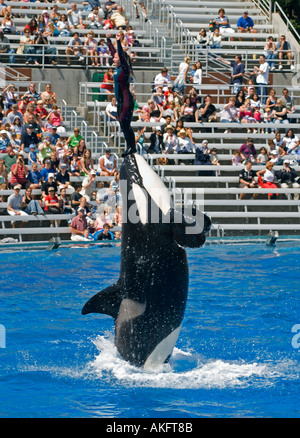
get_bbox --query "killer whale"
[82,154,211,369]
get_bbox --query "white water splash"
[85,333,298,389]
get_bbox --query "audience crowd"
[0,1,299,240]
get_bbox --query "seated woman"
[239,98,256,133]
[220,97,239,133]
[180,96,196,122]
[256,160,278,200]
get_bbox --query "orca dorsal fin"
[82,283,123,320]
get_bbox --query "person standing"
[253,55,269,104]
[217,55,245,94]
[107,33,135,156]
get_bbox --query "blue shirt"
[27,170,42,184]
[230,61,245,84]
[40,167,55,182]
[237,16,254,29]
[215,15,231,28]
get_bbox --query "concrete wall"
[271,12,300,66]
[31,68,92,106]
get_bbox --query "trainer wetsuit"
[107,38,136,155]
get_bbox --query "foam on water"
[83,333,299,390]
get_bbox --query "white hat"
[284,159,290,164]
[48,173,55,179]
[90,169,96,175]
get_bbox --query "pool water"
[0,242,299,418]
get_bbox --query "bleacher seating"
[0,0,299,243]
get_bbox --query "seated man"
[237,11,257,41]
[276,160,300,200]
[111,6,128,29]
[70,207,90,241]
[7,185,28,228]
[276,34,294,70]
[66,32,86,64]
[238,160,257,200]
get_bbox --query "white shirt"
[193,68,202,85]
[256,61,269,84]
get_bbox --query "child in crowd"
[232,150,242,166]
[97,39,110,66]
[28,144,38,164]
[257,146,268,164]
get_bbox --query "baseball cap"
[284,159,290,164]
[48,173,55,178]
[90,169,96,175]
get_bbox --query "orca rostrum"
[82,153,211,369]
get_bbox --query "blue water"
[0,242,299,418]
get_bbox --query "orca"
[82,154,211,369]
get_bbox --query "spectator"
[196,95,217,123]
[5,103,23,125]
[154,67,172,91]
[176,129,195,154]
[100,67,115,99]
[21,186,45,216]
[7,185,28,227]
[263,36,277,71]
[281,88,295,122]
[196,28,207,51]
[239,138,257,163]
[217,55,245,94]
[194,140,213,175]
[58,186,73,214]
[276,160,300,200]
[111,6,128,30]
[73,139,87,157]
[97,38,110,66]
[105,96,118,134]
[0,129,10,151]
[163,125,179,154]
[67,3,84,30]
[88,7,104,29]
[27,162,43,189]
[20,124,39,153]
[0,0,12,17]
[41,172,58,196]
[238,160,257,200]
[19,29,38,65]
[213,8,235,39]
[40,158,55,183]
[40,84,57,105]
[257,161,278,200]
[82,0,102,11]
[56,14,71,36]
[56,163,72,190]
[70,208,89,241]
[0,28,15,63]
[133,0,148,22]
[173,56,190,94]
[71,184,83,211]
[66,127,83,150]
[10,155,28,189]
[85,31,98,66]
[98,148,117,176]
[44,187,62,226]
[180,97,195,122]
[220,97,239,133]
[276,34,294,70]
[3,146,16,178]
[104,0,118,18]
[256,146,268,165]
[232,150,242,166]
[265,88,277,111]
[45,105,64,129]
[149,126,163,153]
[239,98,256,132]
[80,169,97,201]
[272,98,288,126]
[34,31,58,65]
[192,61,203,92]
[207,28,222,55]
[237,11,257,41]
[283,129,300,155]
[80,149,94,176]
[253,55,269,104]
[0,159,8,188]
[66,32,86,65]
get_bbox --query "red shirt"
[44,194,59,211]
[10,163,27,185]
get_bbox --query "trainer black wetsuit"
[107,38,136,156]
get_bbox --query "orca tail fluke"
[82,282,123,320]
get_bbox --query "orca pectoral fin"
[171,208,211,248]
[82,282,123,320]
